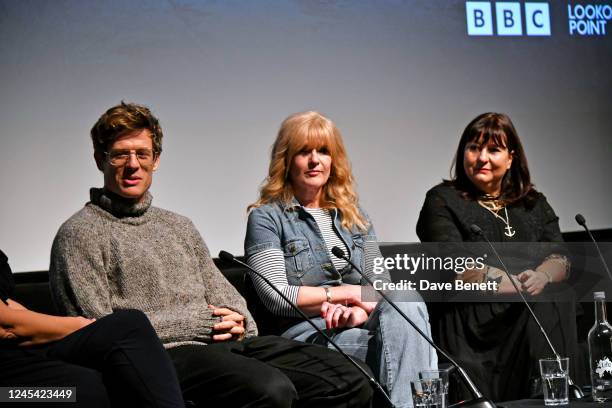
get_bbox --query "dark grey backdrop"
[1,0,610,271]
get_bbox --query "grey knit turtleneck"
[49,188,258,348]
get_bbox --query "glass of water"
[539,358,569,406]
[420,370,449,408]
[411,377,444,408]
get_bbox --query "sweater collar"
[90,188,152,217]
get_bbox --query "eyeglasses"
[105,149,157,167]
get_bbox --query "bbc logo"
[466,2,551,36]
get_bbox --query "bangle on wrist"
[325,287,333,303]
[539,270,553,283]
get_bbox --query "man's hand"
[518,269,548,296]
[209,305,245,342]
[321,302,368,329]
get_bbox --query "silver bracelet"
[324,287,333,303]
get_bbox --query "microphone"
[575,214,612,282]
[218,250,394,408]
[470,224,584,399]
[331,246,496,408]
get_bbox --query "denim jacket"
[244,198,380,287]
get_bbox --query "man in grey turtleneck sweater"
[49,102,372,408]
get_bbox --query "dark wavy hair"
[91,101,163,163]
[447,112,536,205]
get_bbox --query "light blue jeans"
[282,296,438,408]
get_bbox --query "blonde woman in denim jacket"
[245,111,437,408]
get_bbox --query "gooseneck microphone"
[331,246,496,408]
[575,214,612,282]
[469,224,584,399]
[218,250,394,408]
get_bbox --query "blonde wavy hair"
[248,111,369,232]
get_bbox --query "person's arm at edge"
[0,300,93,346]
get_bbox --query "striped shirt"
[304,208,348,271]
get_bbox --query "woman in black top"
[0,249,185,408]
[416,113,583,402]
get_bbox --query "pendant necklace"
[477,200,516,238]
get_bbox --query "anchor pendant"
[504,225,516,238]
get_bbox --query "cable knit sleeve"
[49,218,114,318]
[188,222,258,338]
[145,303,221,345]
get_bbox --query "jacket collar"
[281,197,302,212]
[281,197,338,217]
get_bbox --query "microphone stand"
[218,250,394,408]
[331,246,496,408]
[470,224,584,399]
[575,214,612,282]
